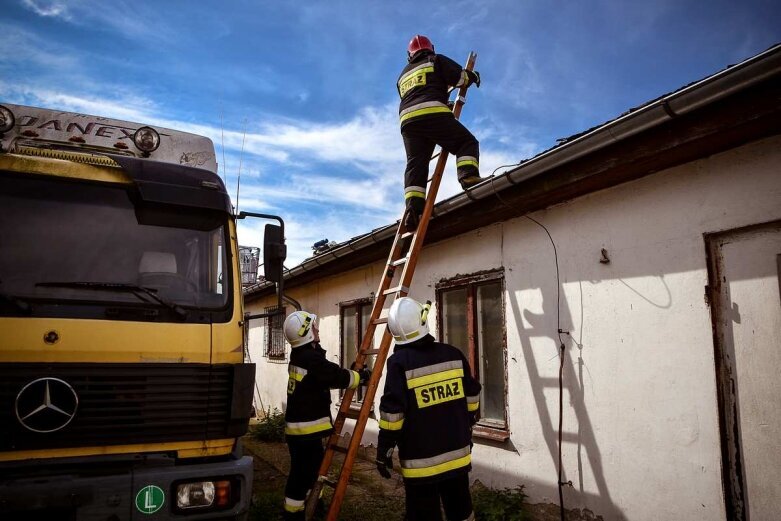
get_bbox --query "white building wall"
[247,135,781,520]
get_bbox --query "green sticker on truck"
[135,485,165,514]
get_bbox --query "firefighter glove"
[358,368,372,384]
[466,70,481,88]
[375,447,394,479]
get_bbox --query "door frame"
[704,219,781,521]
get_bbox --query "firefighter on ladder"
[376,297,482,521]
[398,34,482,232]
[281,311,370,520]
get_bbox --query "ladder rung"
[329,444,348,454]
[371,317,387,325]
[362,348,381,356]
[341,407,361,420]
[319,476,337,488]
[400,231,415,239]
[383,285,409,296]
[390,257,407,267]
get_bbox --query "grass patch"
[250,408,286,442]
[472,481,530,521]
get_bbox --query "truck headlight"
[176,480,231,510]
[133,126,160,153]
[0,105,15,134]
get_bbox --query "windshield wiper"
[0,292,32,314]
[35,281,188,320]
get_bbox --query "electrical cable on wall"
[524,214,569,521]
[489,164,570,521]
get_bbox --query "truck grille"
[0,363,252,452]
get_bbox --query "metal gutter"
[248,44,781,296]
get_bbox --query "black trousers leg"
[439,474,474,521]
[401,128,436,200]
[401,116,480,193]
[284,438,324,520]
[405,480,443,521]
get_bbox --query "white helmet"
[387,297,431,345]
[283,310,318,348]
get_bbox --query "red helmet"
[407,35,434,60]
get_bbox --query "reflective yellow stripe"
[347,370,360,390]
[398,65,434,97]
[467,401,479,412]
[379,418,405,431]
[404,190,425,200]
[400,453,471,478]
[456,160,479,168]
[406,368,464,389]
[285,417,332,436]
[414,377,464,408]
[297,315,312,336]
[399,106,452,124]
[284,497,305,512]
[395,329,420,343]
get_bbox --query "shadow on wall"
[505,284,627,521]
[498,216,687,521]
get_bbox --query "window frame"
[339,297,374,404]
[436,269,509,441]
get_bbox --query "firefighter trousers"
[283,437,324,520]
[401,115,480,194]
[404,472,474,521]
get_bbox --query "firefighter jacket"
[285,342,361,440]
[377,334,482,483]
[397,52,474,128]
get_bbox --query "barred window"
[263,305,286,360]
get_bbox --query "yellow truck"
[0,103,284,520]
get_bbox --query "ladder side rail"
[306,215,416,516]
[325,329,395,521]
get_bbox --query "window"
[340,298,373,403]
[437,270,508,439]
[0,175,231,321]
[263,305,286,360]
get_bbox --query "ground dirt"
[242,435,602,521]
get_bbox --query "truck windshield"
[0,174,230,315]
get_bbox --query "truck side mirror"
[263,223,286,283]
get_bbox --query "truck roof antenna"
[235,118,247,213]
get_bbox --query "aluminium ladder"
[305,51,478,521]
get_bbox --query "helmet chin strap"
[408,48,435,62]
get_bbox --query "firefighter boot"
[457,155,481,190]
[404,197,425,233]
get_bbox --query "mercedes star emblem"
[15,377,79,433]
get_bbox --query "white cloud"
[3,83,537,266]
[21,0,70,19]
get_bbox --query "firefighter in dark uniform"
[398,34,482,231]
[281,310,370,520]
[376,297,482,521]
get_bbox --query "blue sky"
[2,0,779,266]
